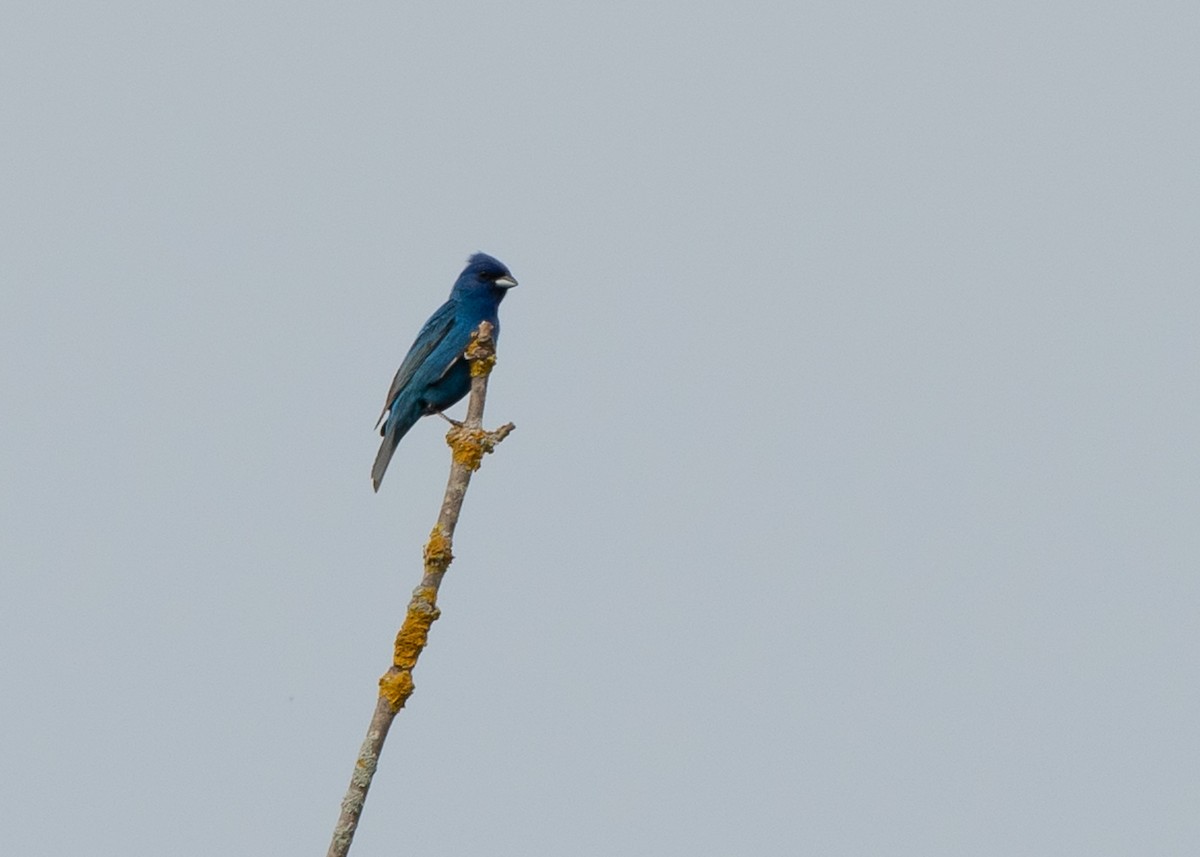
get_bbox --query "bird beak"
[496,274,518,289]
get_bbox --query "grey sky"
[2,2,1197,854]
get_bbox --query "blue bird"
[371,252,518,491]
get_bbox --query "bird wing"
[375,299,457,429]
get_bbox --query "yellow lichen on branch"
[468,353,496,377]
[464,322,497,377]
[423,526,454,571]
[378,669,415,711]
[447,423,516,472]
[378,586,442,711]
[448,426,488,470]
[392,591,440,669]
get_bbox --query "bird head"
[459,252,518,293]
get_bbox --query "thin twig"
[326,321,514,857]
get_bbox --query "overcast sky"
[3,2,1198,855]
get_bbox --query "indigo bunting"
[371,252,518,491]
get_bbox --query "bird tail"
[371,402,421,492]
